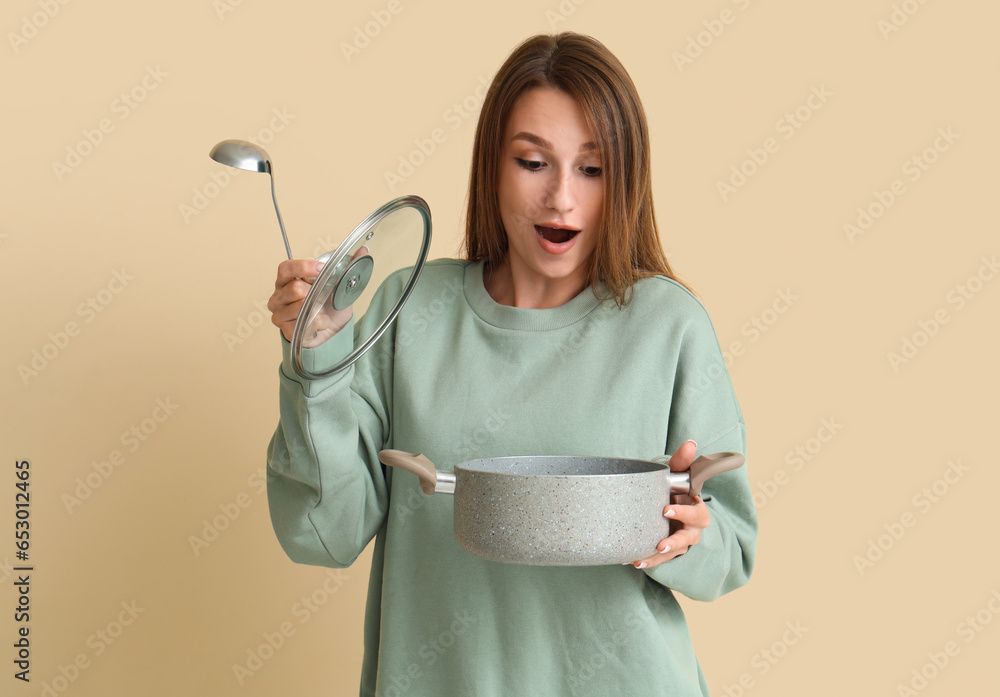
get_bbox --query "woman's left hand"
[627,440,712,569]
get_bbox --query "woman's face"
[496,86,604,302]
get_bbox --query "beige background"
[2,0,998,695]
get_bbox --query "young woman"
[267,32,755,696]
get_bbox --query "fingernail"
[686,440,698,449]
[665,509,676,517]
[659,545,671,554]
[637,562,648,569]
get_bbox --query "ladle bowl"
[209,139,292,259]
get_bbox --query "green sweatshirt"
[267,259,756,696]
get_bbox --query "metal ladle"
[208,139,292,259]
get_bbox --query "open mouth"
[535,225,580,244]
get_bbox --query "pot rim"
[455,455,668,478]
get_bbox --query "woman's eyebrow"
[511,131,596,152]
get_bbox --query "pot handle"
[687,452,745,497]
[653,451,746,497]
[378,450,453,495]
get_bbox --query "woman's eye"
[515,158,545,172]
[581,166,602,177]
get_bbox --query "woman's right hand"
[268,258,352,346]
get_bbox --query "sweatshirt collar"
[463,259,603,330]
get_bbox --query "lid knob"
[332,255,375,311]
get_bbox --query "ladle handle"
[378,450,454,495]
[268,167,292,260]
[687,452,745,497]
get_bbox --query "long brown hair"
[463,32,688,306]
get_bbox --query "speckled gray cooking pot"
[377,450,744,566]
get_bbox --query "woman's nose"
[544,171,576,213]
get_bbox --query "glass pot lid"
[290,195,431,379]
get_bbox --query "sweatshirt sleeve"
[265,292,398,569]
[642,303,757,601]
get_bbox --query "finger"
[628,554,665,569]
[657,526,702,557]
[268,279,314,313]
[271,300,304,331]
[656,503,709,554]
[310,311,333,333]
[627,539,690,568]
[276,259,325,289]
[275,312,300,341]
[625,498,711,569]
[626,527,702,568]
[667,439,698,472]
[663,499,710,528]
